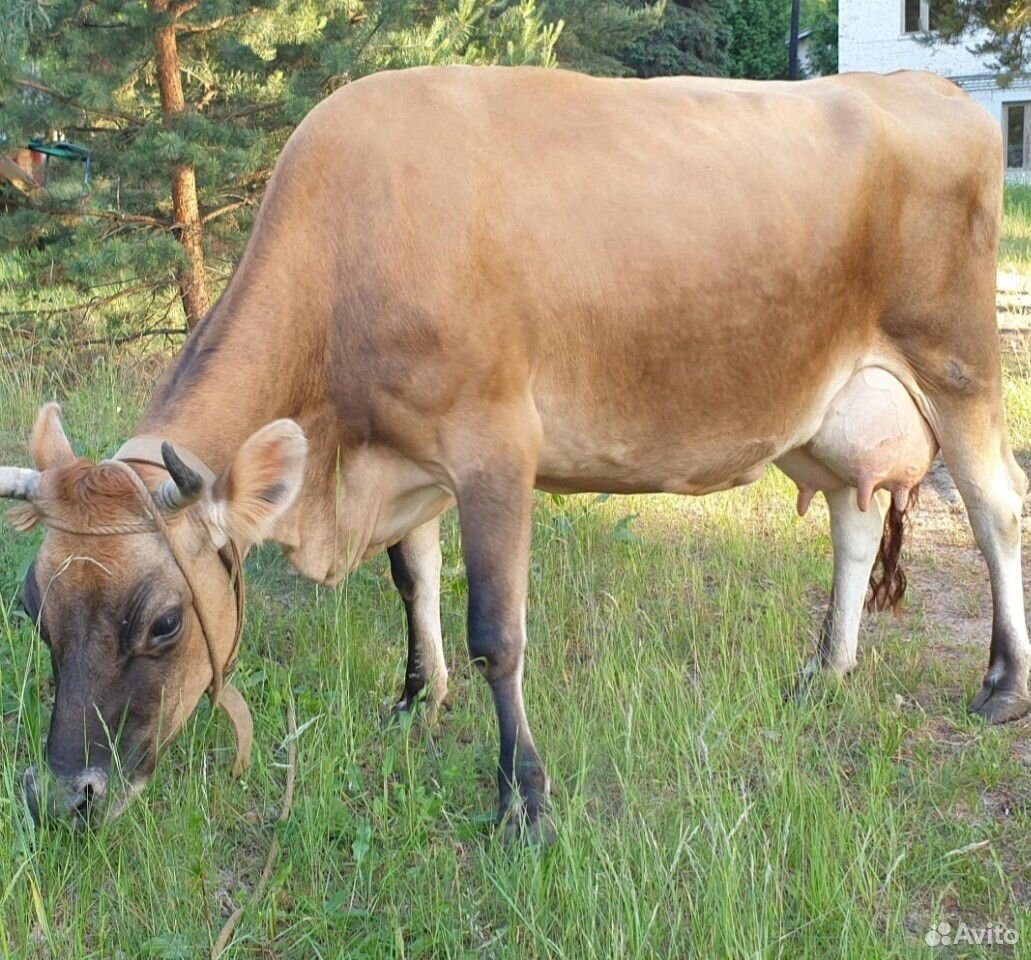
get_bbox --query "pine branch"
[2,196,171,228]
[228,167,273,188]
[178,15,236,36]
[5,325,187,362]
[210,101,284,122]
[202,198,255,224]
[349,9,391,69]
[0,281,161,319]
[13,78,146,126]
[76,325,187,347]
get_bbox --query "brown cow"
[2,66,1026,842]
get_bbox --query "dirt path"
[999,268,1031,332]
[907,457,1003,652]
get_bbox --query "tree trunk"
[788,0,801,80]
[152,0,209,330]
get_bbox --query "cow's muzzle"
[22,765,109,828]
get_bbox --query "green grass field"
[2,190,1031,958]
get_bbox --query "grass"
[1,192,1031,958]
[1000,184,1031,276]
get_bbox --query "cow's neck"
[133,267,322,476]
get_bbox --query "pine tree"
[0,0,560,335]
[540,1,729,78]
[623,0,731,78]
[930,1,1028,74]
[538,0,658,76]
[150,0,210,326]
[804,0,838,77]
[725,0,792,80]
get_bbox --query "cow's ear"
[30,403,75,470]
[207,420,307,548]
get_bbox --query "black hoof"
[387,686,449,726]
[785,661,847,706]
[496,768,556,847]
[969,683,1031,724]
[785,670,815,705]
[499,803,556,847]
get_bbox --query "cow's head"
[1,404,306,826]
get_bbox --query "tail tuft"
[866,485,919,613]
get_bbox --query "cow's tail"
[866,485,919,613]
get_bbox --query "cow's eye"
[149,608,183,648]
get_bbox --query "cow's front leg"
[799,486,890,693]
[388,516,448,719]
[455,448,552,843]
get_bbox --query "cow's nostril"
[72,784,96,824]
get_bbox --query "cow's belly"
[535,413,791,497]
[534,366,937,506]
[534,441,772,496]
[533,368,840,497]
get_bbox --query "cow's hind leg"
[388,516,448,719]
[937,419,1030,722]
[452,430,552,843]
[800,487,891,690]
[885,167,1029,720]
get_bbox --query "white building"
[839,0,1031,179]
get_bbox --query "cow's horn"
[155,442,204,511]
[0,467,41,501]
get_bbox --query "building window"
[903,0,935,34]
[1006,103,1030,170]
